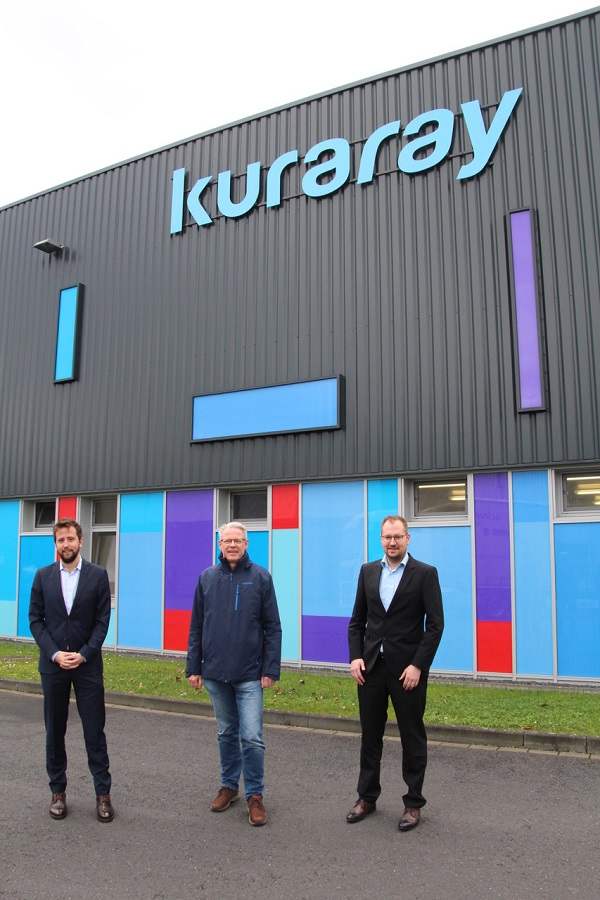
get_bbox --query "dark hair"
[53,518,83,540]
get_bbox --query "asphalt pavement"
[1,690,598,900]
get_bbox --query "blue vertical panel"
[17,535,56,638]
[272,530,299,661]
[408,526,473,672]
[367,479,398,560]
[555,522,600,678]
[118,493,164,650]
[512,471,553,675]
[215,530,269,570]
[104,612,116,647]
[0,500,20,636]
[55,285,82,382]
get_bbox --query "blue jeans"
[203,679,265,798]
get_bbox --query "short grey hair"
[219,521,248,539]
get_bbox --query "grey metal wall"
[1,9,599,498]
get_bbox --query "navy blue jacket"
[186,553,282,682]
[29,560,111,675]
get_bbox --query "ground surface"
[1,690,598,900]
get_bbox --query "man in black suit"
[29,518,114,822]
[347,514,444,831]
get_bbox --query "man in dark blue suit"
[29,518,114,822]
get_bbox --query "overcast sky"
[0,0,591,208]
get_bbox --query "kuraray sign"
[170,87,523,233]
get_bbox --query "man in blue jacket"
[186,521,282,827]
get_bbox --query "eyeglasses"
[220,537,246,545]
[381,534,408,542]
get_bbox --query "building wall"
[2,473,599,681]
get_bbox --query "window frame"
[403,475,471,526]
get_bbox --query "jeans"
[203,679,265,798]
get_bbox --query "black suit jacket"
[29,560,111,675]
[348,555,444,677]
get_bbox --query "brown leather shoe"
[211,787,240,812]
[346,798,376,824]
[96,794,114,822]
[247,794,267,826]
[398,807,420,831]
[49,792,67,820]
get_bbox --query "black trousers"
[40,667,111,796]
[357,655,428,808]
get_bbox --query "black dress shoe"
[96,794,114,822]
[346,799,376,824]
[398,807,420,831]
[49,792,67,820]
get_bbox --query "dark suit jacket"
[348,555,444,677]
[29,560,111,675]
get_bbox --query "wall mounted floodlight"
[33,238,64,255]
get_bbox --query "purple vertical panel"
[510,210,544,409]
[474,473,511,622]
[165,490,213,611]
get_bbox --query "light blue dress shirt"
[379,552,409,611]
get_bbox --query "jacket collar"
[218,551,251,573]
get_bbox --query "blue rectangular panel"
[0,501,20,622]
[513,471,552,676]
[302,481,364,617]
[0,601,17,637]
[367,480,397,560]
[408,526,473,672]
[117,493,164,650]
[54,285,82,382]
[272,530,299,662]
[214,530,269,570]
[104,611,116,647]
[17,535,56,638]
[555,522,600,678]
[193,377,341,441]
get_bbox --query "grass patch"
[1,640,598,736]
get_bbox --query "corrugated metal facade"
[1,9,599,498]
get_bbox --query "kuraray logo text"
[170,87,523,233]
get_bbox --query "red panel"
[272,484,299,529]
[164,609,192,652]
[477,621,513,673]
[57,496,77,519]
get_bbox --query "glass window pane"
[93,496,118,525]
[414,481,467,516]
[231,490,267,520]
[35,501,56,527]
[563,473,600,511]
[91,532,116,596]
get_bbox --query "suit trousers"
[357,655,428,808]
[41,667,111,796]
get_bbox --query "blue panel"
[0,601,16,637]
[408,526,473,672]
[54,286,80,382]
[555,523,600,678]
[272,530,299,661]
[513,472,552,676]
[104,611,116,647]
[0,501,20,619]
[117,532,163,649]
[367,480,397,560]
[117,492,164,650]
[193,377,340,441]
[302,481,364,617]
[215,530,269,570]
[17,535,55,638]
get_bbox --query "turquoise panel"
[302,481,364,617]
[0,500,20,636]
[367,480,398,560]
[555,522,600,678]
[117,493,164,650]
[214,530,269,570]
[408,526,473,672]
[104,611,116,647]
[513,471,552,676]
[55,286,80,382]
[17,535,55,638]
[272,529,299,661]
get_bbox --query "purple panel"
[165,490,213,611]
[474,474,511,622]
[302,615,349,663]
[510,210,543,409]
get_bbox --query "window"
[89,496,117,599]
[562,473,600,513]
[410,480,468,518]
[217,487,269,529]
[35,500,56,528]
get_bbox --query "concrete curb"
[1,678,596,755]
